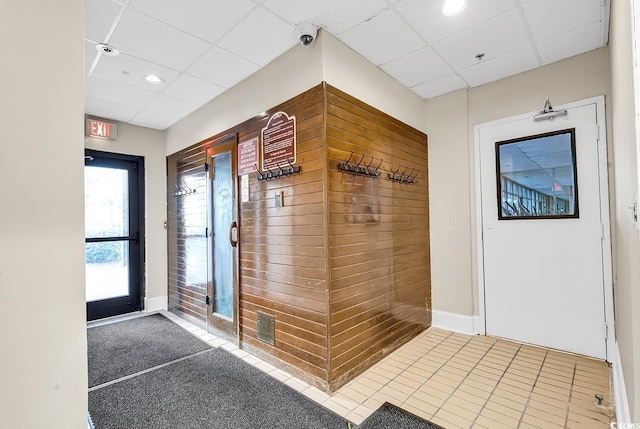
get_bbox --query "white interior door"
[477,98,609,360]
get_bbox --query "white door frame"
[473,95,615,361]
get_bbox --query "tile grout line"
[514,349,550,429]
[563,357,578,429]
[467,342,525,428]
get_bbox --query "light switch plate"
[275,191,284,207]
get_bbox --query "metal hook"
[375,158,383,174]
[286,155,295,168]
[345,151,354,164]
[275,159,284,173]
[356,153,365,167]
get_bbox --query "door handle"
[228,221,238,248]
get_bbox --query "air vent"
[256,312,275,346]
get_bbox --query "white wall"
[0,1,87,428]
[85,122,168,311]
[426,48,611,320]
[166,30,426,155]
[609,0,640,420]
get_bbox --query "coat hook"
[356,153,365,167]
[375,158,383,175]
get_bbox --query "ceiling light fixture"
[442,0,467,16]
[144,74,164,85]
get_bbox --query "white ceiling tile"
[381,47,452,88]
[143,94,199,118]
[537,22,604,65]
[164,74,226,105]
[127,0,255,42]
[91,53,180,91]
[263,0,387,34]
[433,10,531,71]
[130,110,181,130]
[85,76,158,108]
[108,9,211,71]
[217,8,295,66]
[85,97,140,123]
[85,41,99,74]
[411,74,467,99]
[395,0,515,43]
[458,47,539,87]
[84,0,122,43]
[187,47,260,88]
[340,8,424,65]
[524,0,605,42]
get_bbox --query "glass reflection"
[496,129,578,219]
[212,152,233,319]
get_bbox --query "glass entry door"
[206,141,238,339]
[85,150,143,321]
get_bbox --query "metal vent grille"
[256,311,275,346]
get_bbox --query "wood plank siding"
[325,85,430,390]
[166,83,430,392]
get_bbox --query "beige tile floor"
[161,311,614,429]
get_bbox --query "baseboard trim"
[145,296,167,313]
[431,310,479,335]
[612,341,631,427]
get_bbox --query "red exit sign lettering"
[86,119,117,140]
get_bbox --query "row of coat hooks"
[339,151,420,184]
[171,183,196,197]
[338,152,383,177]
[255,155,301,181]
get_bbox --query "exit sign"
[86,119,117,140]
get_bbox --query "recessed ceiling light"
[442,0,466,16]
[96,43,119,56]
[144,74,164,85]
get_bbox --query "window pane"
[85,241,129,302]
[85,166,129,237]
[212,152,233,319]
[496,129,578,219]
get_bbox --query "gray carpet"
[87,313,211,387]
[89,348,352,429]
[357,402,446,429]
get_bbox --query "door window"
[496,129,578,219]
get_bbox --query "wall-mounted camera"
[295,21,318,47]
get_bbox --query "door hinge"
[604,323,609,340]
[601,223,605,240]
[204,162,210,172]
[596,124,601,141]
[206,295,211,305]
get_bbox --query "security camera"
[295,21,317,47]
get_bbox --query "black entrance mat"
[89,348,352,429]
[357,402,446,429]
[87,313,211,387]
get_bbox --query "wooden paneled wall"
[166,83,430,392]
[167,147,208,328]
[325,85,430,390]
[235,85,329,383]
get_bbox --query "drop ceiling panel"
[217,8,295,66]
[340,8,424,66]
[524,0,605,42]
[164,75,226,105]
[92,53,180,91]
[187,47,260,88]
[537,22,604,65]
[85,97,140,123]
[395,0,515,44]
[108,9,211,71]
[130,109,182,130]
[84,0,122,43]
[127,0,255,43]
[458,47,539,88]
[85,41,99,74]
[86,75,158,108]
[144,94,199,118]
[263,0,387,34]
[381,47,453,88]
[411,73,468,99]
[433,10,532,71]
